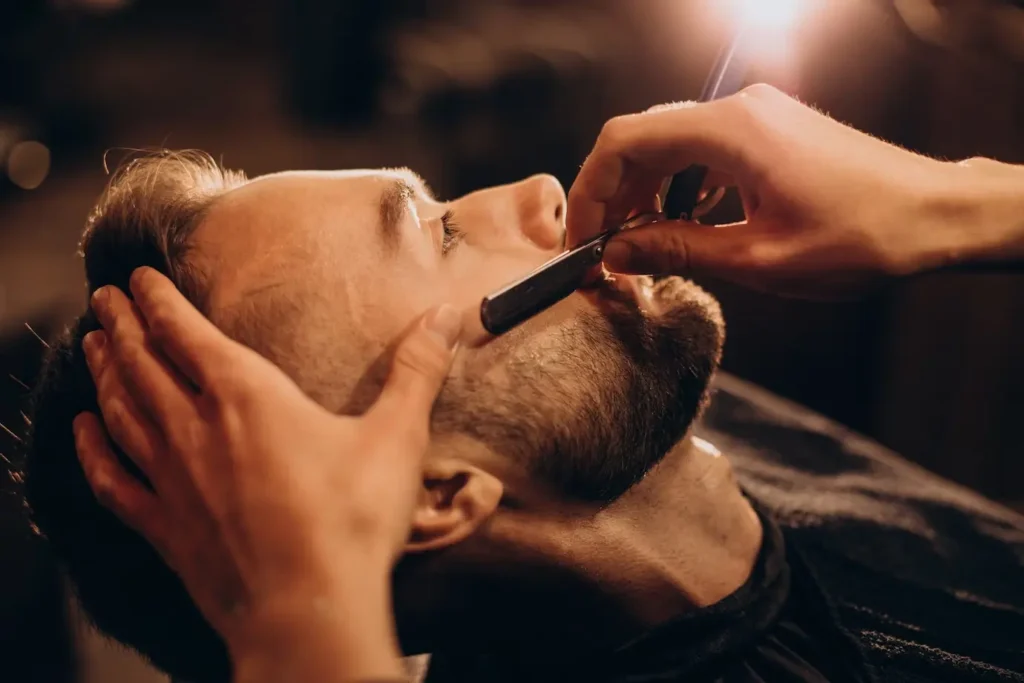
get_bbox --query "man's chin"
[445,272,724,504]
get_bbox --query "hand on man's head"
[73,266,462,681]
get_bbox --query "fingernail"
[424,305,462,349]
[130,267,151,290]
[72,414,85,446]
[92,469,114,501]
[603,240,634,269]
[82,330,106,354]
[91,286,110,310]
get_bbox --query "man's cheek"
[443,256,540,309]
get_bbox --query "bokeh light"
[6,141,51,191]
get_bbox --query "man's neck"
[588,437,764,621]
[414,437,763,658]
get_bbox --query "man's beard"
[433,276,724,503]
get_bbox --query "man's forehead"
[194,169,401,307]
[193,165,443,327]
[239,167,433,195]
[201,167,432,245]
[202,168,404,245]
[189,167,445,396]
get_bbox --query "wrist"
[229,577,405,683]
[918,158,1024,270]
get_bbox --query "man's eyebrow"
[390,167,437,201]
[378,179,416,253]
[377,169,437,253]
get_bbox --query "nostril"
[522,173,568,249]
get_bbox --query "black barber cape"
[425,374,1024,683]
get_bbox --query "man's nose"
[513,174,567,251]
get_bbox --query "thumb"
[603,221,745,276]
[369,305,462,444]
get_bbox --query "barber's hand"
[74,267,462,682]
[568,85,984,299]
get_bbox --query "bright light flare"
[712,0,818,81]
[733,0,811,32]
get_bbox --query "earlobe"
[405,461,503,553]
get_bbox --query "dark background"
[1,1,1022,681]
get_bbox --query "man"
[25,89,1024,683]
[27,148,744,681]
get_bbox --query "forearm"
[230,575,407,683]
[920,158,1024,270]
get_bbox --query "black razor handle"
[480,236,609,336]
[662,164,709,222]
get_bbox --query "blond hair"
[28,150,251,683]
[81,149,248,308]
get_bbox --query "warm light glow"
[712,0,818,81]
[6,141,51,190]
[734,0,810,32]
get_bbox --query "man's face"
[194,169,723,502]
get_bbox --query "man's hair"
[24,151,247,683]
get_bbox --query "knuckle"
[93,361,118,403]
[339,487,389,542]
[206,361,245,404]
[119,342,147,376]
[89,346,111,385]
[739,82,780,102]
[76,442,101,477]
[102,396,130,440]
[731,86,772,123]
[108,311,137,347]
[90,468,119,508]
[721,88,781,164]
[744,240,785,268]
[164,430,191,461]
[344,505,381,542]
[203,378,233,412]
[217,400,250,442]
[168,417,203,456]
[732,84,789,132]
[730,94,762,126]
[859,231,900,275]
[393,334,448,378]
[599,115,630,148]
[145,303,175,342]
[662,231,691,272]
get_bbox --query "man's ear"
[405,459,503,553]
